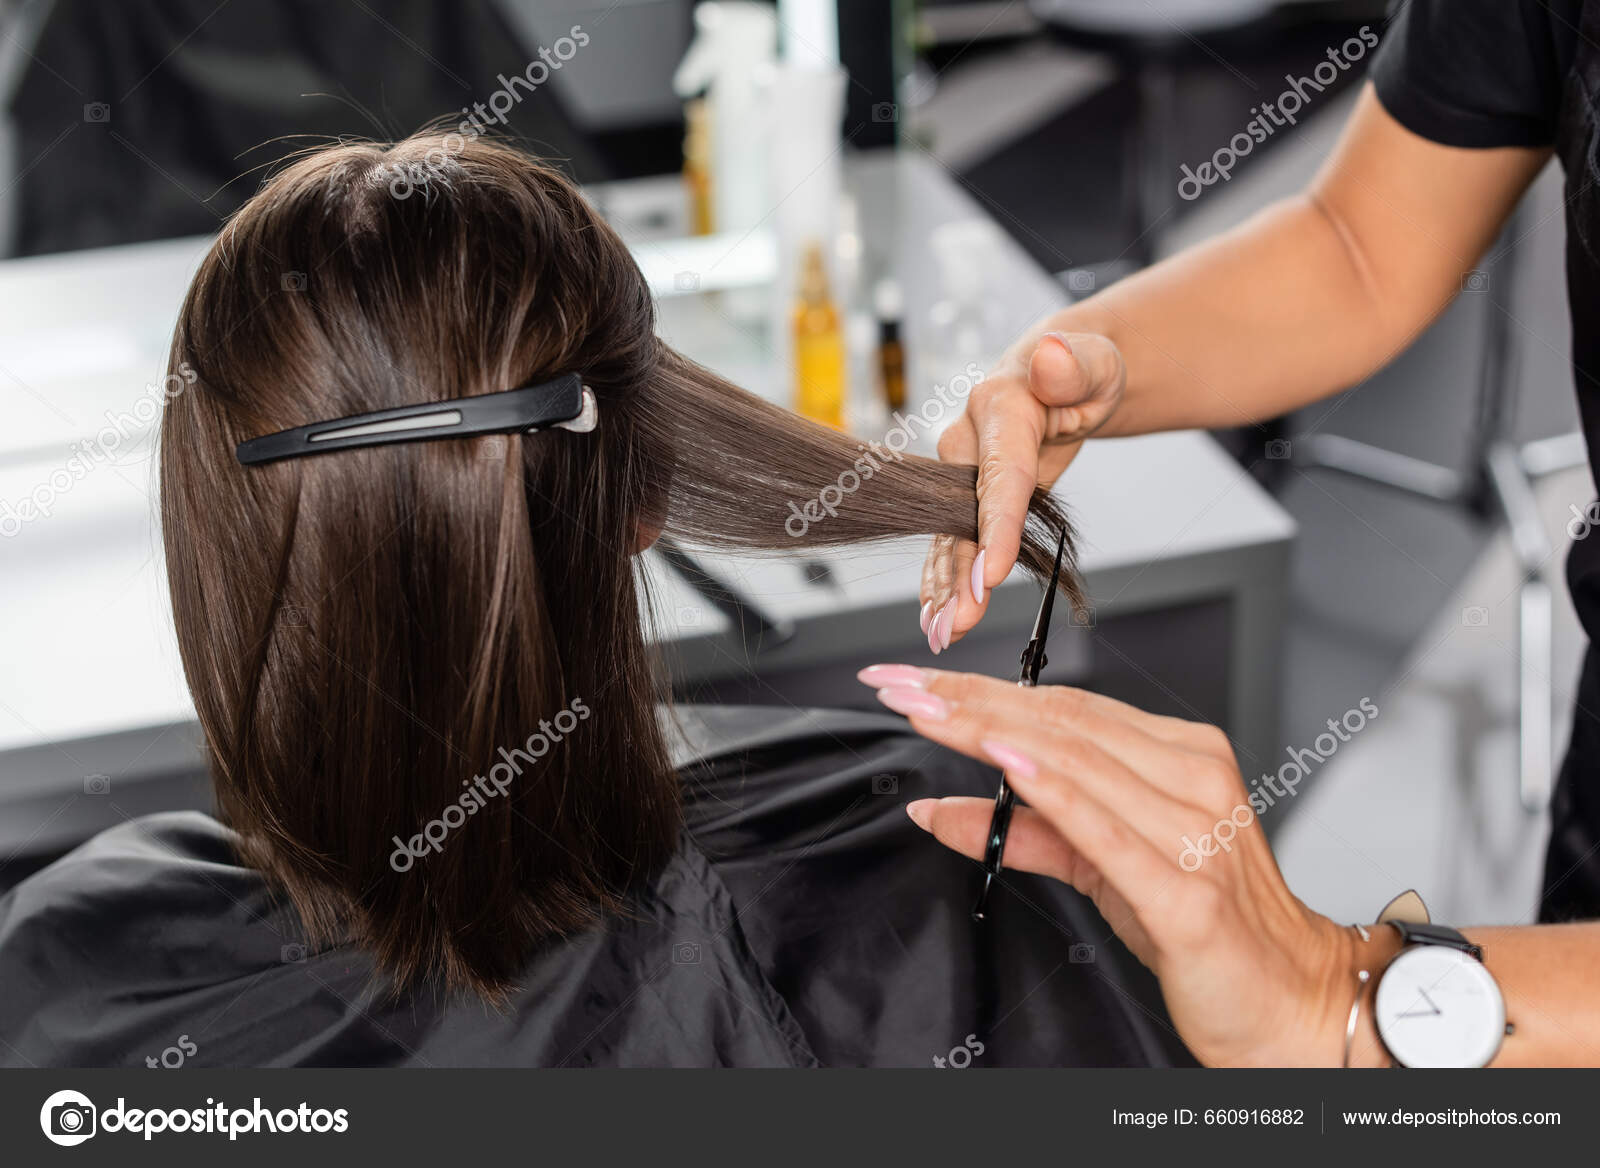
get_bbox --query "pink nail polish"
[856,664,928,689]
[927,603,944,655]
[970,548,987,605]
[906,800,935,830]
[876,686,950,721]
[919,600,933,634]
[937,601,955,651]
[981,739,1037,778]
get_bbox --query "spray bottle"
[672,3,778,238]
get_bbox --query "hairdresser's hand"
[858,666,1373,1067]
[919,332,1124,652]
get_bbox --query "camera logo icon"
[281,271,308,292]
[870,773,899,795]
[1065,268,1096,294]
[1461,270,1490,293]
[1071,605,1096,629]
[1461,605,1489,627]
[673,271,700,293]
[83,102,110,123]
[1265,438,1292,460]
[83,773,111,795]
[1068,942,1095,964]
[673,941,701,964]
[871,102,898,123]
[281,942,308,964]
[40,1089,97,1146]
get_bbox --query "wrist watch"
[1370,891,1508,1068]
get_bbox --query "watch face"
[1374,946,1505,1068]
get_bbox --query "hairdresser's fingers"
[910,728,1178,937]
[969,334,1126,596]
[890,666,1229,766]
[1000,676,1240,765]
[906,795,1154,964]
[1032,332,1126,446]
[884,692,1200,851]
[916,425,982,646]
[906,797,1078,884]
[919,535,955,643]
[965,373,1045,595]
[863,667,1239,824]
[934,404,980,466]
[939,540,983,650]
[918,538,988,655]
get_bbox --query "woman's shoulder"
[0,810,266,929]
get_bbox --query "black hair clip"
[972,523,1069,922]
[235,372,598,466]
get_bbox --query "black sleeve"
[1368,0,1574,149]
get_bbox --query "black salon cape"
[0,707,1188,1068]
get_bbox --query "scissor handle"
[971,782,1017,921]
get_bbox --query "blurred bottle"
[672,3,777,237]
[873,278,907,412]
[925,220,1002,376]
[914,220,1007,446]
[793,240,847,430]
[682,97,715,236]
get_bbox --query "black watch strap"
[1391,920,1483,961]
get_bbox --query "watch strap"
[1376,888,1430,926]
[1390,920,1484,961]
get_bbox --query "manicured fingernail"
[877,686,950,721]
[1043,331,1074,357]
[970,548,987,605]
[927,603,943,655]
[937,601,955,651]
[906,800,935,830]
[857,664,928,689]
[981,739,1037,778]
[919,600,933,634]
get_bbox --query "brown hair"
[159,132,1079,1000]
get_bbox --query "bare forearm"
[996,88,1549,441]
[1005,193,1404,437]
[1473,924,1600,1066]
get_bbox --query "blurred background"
[0,0,1583,938]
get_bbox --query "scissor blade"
[1020,524,1068,685]
[1031,525,1068,641]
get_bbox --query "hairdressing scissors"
[971,524,1068,922]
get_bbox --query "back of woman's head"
[160,132,1079,1000]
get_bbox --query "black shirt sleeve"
[1368,0,1575,149]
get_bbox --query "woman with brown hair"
[0,133,1180,1067]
